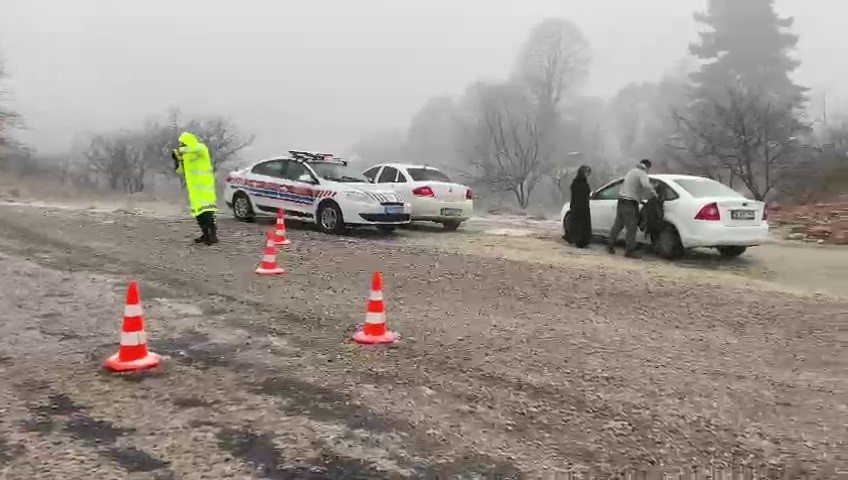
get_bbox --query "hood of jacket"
[179,131,200,147]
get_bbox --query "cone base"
[273,238,290,246]
[104,351,161,372]
[352,330,399,345]
[256,266,285,275]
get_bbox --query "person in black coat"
[567,165,593,248]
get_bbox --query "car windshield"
[673,178,746,199]
[310,162,369,183]
[407,167,452,182]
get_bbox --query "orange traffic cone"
[352,272,398,344]
[272,208,291,246]
[256,231,285,275]
[104,281,162,372]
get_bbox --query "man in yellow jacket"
[172,132,219,245]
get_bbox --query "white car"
[559,173,770,259]
[362,163,473,231]
[224,150,412,234]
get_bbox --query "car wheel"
[652,224,684,260]
[562,213,573,243]
[442,220,462,231]
[232,192,255,222]
[376,225,396,234]
[717,246,747,258]
[316,201,346,234]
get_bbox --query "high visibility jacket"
[174,132,218,217]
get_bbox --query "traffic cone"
[272,208,291,246]
[352,272,398,344]
[256,231,285,275]
[104,281,162,372]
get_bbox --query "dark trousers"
[195,211,218,241]
[608,199,639,253]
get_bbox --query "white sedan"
[362,163,473,231]
[559,174,770,259]
[223,151,411,234]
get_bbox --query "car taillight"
[763,205,769,221]
[465,189,473,200]
[694,202,721,221]
[413,186,435,197]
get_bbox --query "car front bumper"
[343,202,412,225]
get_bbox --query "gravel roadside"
[0,204,844,478]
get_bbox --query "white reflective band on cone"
[369,291,383,301]
[364,312,386,325]
[262,255,276,262]
[124,304,143,317]
[120,331,147,346]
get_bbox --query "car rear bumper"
[679,222,770,248]
[411,198,473,222]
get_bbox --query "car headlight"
[344,191,374,203]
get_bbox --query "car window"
[363,166,381,182]
[394,169,408,183]
[377,166,400,183]
[650,179,679,201]
[593,180,623,200]
[674,178,745,199]
[251,160,286,178]
[281,160,312,182]
[407,167,452,182]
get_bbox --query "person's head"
[577,165,592,178]
[638,159,652,171]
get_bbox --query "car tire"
[652,224,684,260]
[376,225,396,234]
[316,201,346,234]
[232,192,255,222]
[442,220,462,231]
[562,213,573,244]
[717,246,747,258]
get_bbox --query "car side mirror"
[298,174,315,184]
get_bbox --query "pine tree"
[689,0,806,107]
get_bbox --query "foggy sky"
[2,0,845,160]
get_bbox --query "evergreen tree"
[689,0,806,107]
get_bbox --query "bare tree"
[672,83,810,200]
[512,17,591,116]
[459,84,546,209]
[0,45,22,155]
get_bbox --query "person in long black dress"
[568,165,592,248]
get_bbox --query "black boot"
[195,214,209,244]
[204,213,219,245]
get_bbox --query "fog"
[1,0,845,159]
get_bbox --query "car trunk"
[423,182,467,202]
[714,197,764,227]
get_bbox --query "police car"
[223,150,412,234]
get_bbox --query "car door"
[279,160,318,217]
[589,179,623,235]
[649,178,681,236]
[247,160,288,213]
[375,166,411,199]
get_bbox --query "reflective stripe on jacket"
[175,132,218,217]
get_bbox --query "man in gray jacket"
[608,159,657,258]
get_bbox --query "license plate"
[731,209,755,220]
[440,208,462,216]
[384,206,404,214]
